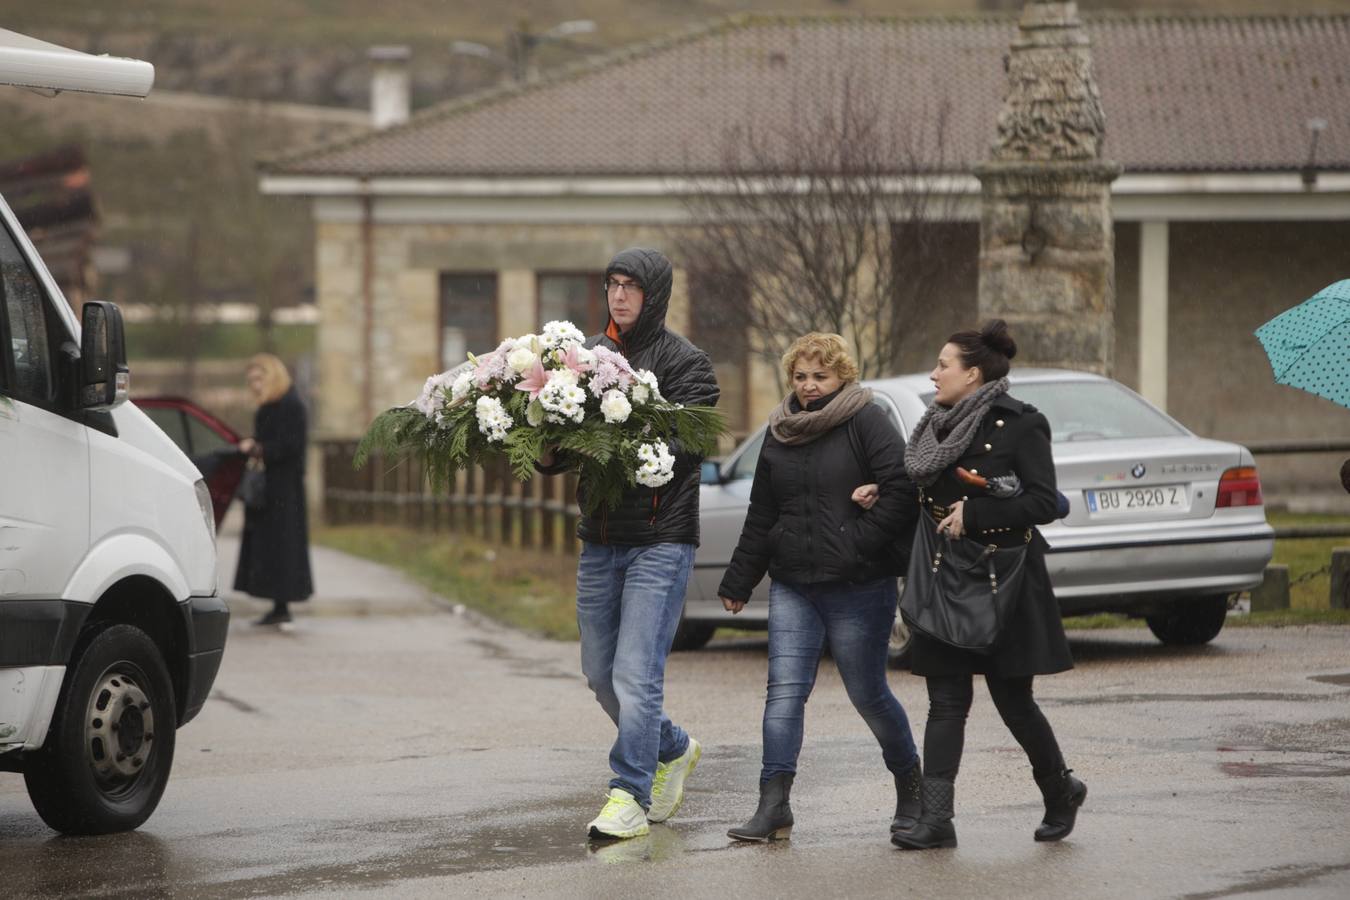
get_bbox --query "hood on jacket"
[604,246,672,353]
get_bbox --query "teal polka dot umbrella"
[1255,279,1350,410]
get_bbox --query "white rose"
[507,346,538,374]
[600,389,632,424]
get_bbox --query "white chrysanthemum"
[450,370,474,403]
[474,395,513,443]
[547,367,580,388]
[541,320,587,349]
[506,345,538,374]
[600,389,632,424]
[634,440,676,488]
[632,369,663,403]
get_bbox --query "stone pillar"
[975,1,1121,374]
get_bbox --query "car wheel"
[1145,595,1229,646]
[888,585,913,669]
[24,624,177,835]
[670,618,716,652]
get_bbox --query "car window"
[140,406,189,453]
[923,381,1186,442]
[0,222,54,404]
[725,429,765,481]
[186,413,233,455]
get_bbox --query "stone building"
[262,11,1350,492]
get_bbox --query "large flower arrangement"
[355,320,724,515]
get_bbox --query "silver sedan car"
[678,368,1275,660]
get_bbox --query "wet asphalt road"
[3,538,1350,899]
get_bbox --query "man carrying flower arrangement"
[538,247,720,840]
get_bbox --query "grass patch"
[1229,608,1350,628]
[313,525,579,640]
[1062,613,1142,631]
[1268,512,1349,610]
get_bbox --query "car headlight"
[194,479,216,542]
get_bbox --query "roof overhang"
[260,171,1350,224]
[0,27,153,98]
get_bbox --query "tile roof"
[266,12,1350,178]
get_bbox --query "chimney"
[368,45,411,129]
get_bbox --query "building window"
[538,272,604,335]
[439,273,498,369]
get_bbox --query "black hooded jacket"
[543,247,720,546]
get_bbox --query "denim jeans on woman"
[576,540,696,808]
[761,577,919,782]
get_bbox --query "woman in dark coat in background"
[886,320,1085,850]
[234,353,313,626]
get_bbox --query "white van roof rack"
[0,27,153,98]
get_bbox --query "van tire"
[24,624,177,834]
[1145,595,1229,646]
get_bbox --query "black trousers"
[923,674,1065,782]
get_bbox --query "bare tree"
[675,73,961,382]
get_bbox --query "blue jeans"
[576,541,695,808]
[761,578,919,782]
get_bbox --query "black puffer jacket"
[718,396,918,603]
[552,247,720,546]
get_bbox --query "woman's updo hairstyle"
[946,319,1017,382]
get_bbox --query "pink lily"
[562,344,593,376]
[514,359,549,400]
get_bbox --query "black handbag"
[898,519,1028,654]
[238,459,267,510]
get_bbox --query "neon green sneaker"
[587,788,649,840]
[647,737,702,823]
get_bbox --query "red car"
[134,396,244,527]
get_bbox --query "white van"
[0,30,228,834]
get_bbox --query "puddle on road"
[1308,672,1350,686]
[1046,691,1328,706]
[1182,860,1350,900]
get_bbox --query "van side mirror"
[700,460,723,485]
[80,301,129,411]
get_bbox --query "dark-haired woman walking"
[877,320,1085,850]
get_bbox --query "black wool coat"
[907,392,1073,678]
[234,387,314,604]
[543,247,720,546]
[718,398,919,602]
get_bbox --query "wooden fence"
[320,441,582,554]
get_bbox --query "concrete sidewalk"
[215,503,450,620]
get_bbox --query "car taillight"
[1217,466,1263,508]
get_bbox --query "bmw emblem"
[1131,463,1146,479]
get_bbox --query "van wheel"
[1145,595,1229,646]
[671,619,715,652]
[24,625,177,834]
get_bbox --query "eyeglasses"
[604,279,644,296]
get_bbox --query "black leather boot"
[727,772,794,842]
[889,761,922,833]
[891,777,957,850]
[1034,768,1087,842]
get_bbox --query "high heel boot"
[727,772,794,842]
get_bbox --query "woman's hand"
[852,483,879,509]
[238,437,259,457]
[721,596,746,614]
[937,499,966,539]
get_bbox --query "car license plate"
[1086,484,1187,515]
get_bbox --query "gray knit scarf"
[903,377,1010,487]
[768,382,873,446]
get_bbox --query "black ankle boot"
[890,761,922,834]
[891,777,957,850]
[727,772,794,842]
[1034,768,1087,842]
